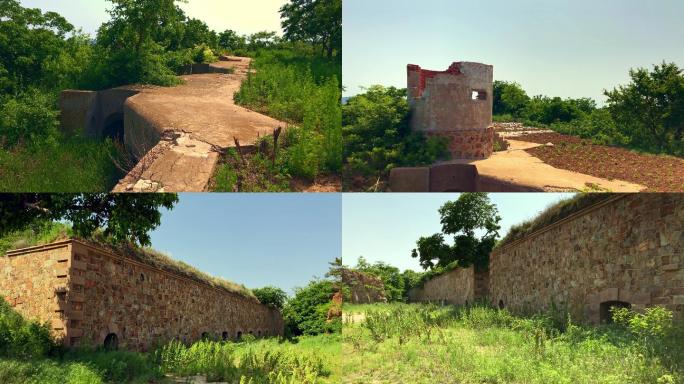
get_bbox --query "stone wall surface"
[1,240,284,351]
[490,194,684,323]
[407,61,494,159]
[0,242,73,342]
[408,267,476,305]
[342,269,387,304]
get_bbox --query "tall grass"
[229,48,342,183]
[343,303,684,383]
[0,138,125,192]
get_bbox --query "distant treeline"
[493,62,684,156]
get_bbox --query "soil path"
[113,57,287,192]
[445,139,645,192]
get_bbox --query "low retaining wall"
[408,267,478,305]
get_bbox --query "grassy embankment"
[213,47,342,192]
[342,303,684,384]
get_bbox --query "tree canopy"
[280,0,341,58]
[0,194,178,246]
[412,193,501,271]
[252,286,287,310]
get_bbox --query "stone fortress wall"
[0,239,284,351]
[409,194,684,323]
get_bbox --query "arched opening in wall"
[222,331,228,341]
[237,331,242,340]
[600,301,631,324]
[139,273,145,282]
[465,300,469,306]
[201,332,209,341]
[498,300,505,310]
[257,330,262,337]
[104,333,119,351]
[103,112,124,142]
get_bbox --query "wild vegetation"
[493,62,684,157]
[343,303,684,384]
[0,0,341,191]
[0,297,340,383]
[342,86,450,191]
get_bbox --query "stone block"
[429,163,478,192]
[674,296,684,305]
[389,167,430,192]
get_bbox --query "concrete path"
[113,57,287,192]
[447,139,646,192]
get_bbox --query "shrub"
[0,298,57,359]
[253,286,288,310]
[0,90,60,148]
[283,280,340,336]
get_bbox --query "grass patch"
[213,48,342,191]
[343,303,684,384]
[0,138,125,192]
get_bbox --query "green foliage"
[253,287,288,310]
[343,86,450,190]
[233,48,342,181]
[412,193,501,270]
[353,257,404,302]
[0,90,59,148]
[605,62,684,155]
[0,194,178,246]
[156,338,332,383]
[493,81,530,116]
[0,298,56,359]
[0,138,126,192]
[280,0,341,58]
[0,221,71,256]
[283,279,340,336]
[344,303,684,383]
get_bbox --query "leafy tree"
[280,0,341,58]
[0,194,178,246]
[282,279,339,336]
[605,62,684,154]
[218,29,246,52]
[353,256,404,302]
[252,286,287,310]
[343,85,449,189]
[493,81,530,116]
[412,193,501,271]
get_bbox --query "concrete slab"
[445,139,645,192]
[388,167,430,192]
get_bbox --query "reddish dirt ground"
[518,132,684,192]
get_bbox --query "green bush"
[0,90,60,147]
[283,279,340,336]
[343,85,449,189]
[0,298,56,359]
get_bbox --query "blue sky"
[342,193,574,272]
[343,0,684,102]
[147,194,341,296]
[20,0,287,36]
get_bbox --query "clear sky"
[147,194,341,296]
[342,193,574,272]
[20,0,287,37]
[343,0,684,103]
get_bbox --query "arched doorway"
[103,112,124,142]
[498,300,505,310]
[600,301,631,324]
[104,333,119,351]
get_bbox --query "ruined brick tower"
[407,61,494,159]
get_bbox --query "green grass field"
[342,303,684,384]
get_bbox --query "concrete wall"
[1,240,284,351]
[490,194,684,323]
[408,62,494,159]
[408,267,477,305]
[59,88,140,140]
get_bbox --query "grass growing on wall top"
[0,222,255,299]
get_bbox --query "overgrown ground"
[342,303,684,384]
[518,132,684,192]
[212,47,342,192]
[0,294,340,384]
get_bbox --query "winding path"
[113,57,287,192]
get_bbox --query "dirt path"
[445,139,645,192]
[113,57,287,192]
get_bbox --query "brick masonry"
[407,194,684,323]
[426,127,494,159]
[0,239,284,351]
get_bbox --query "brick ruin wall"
[0,240,284,351]
[406,195,683,323]
[490,194,684,323]
[342,269,387,304]
[408,267,476,305]
[407,62,494,159]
